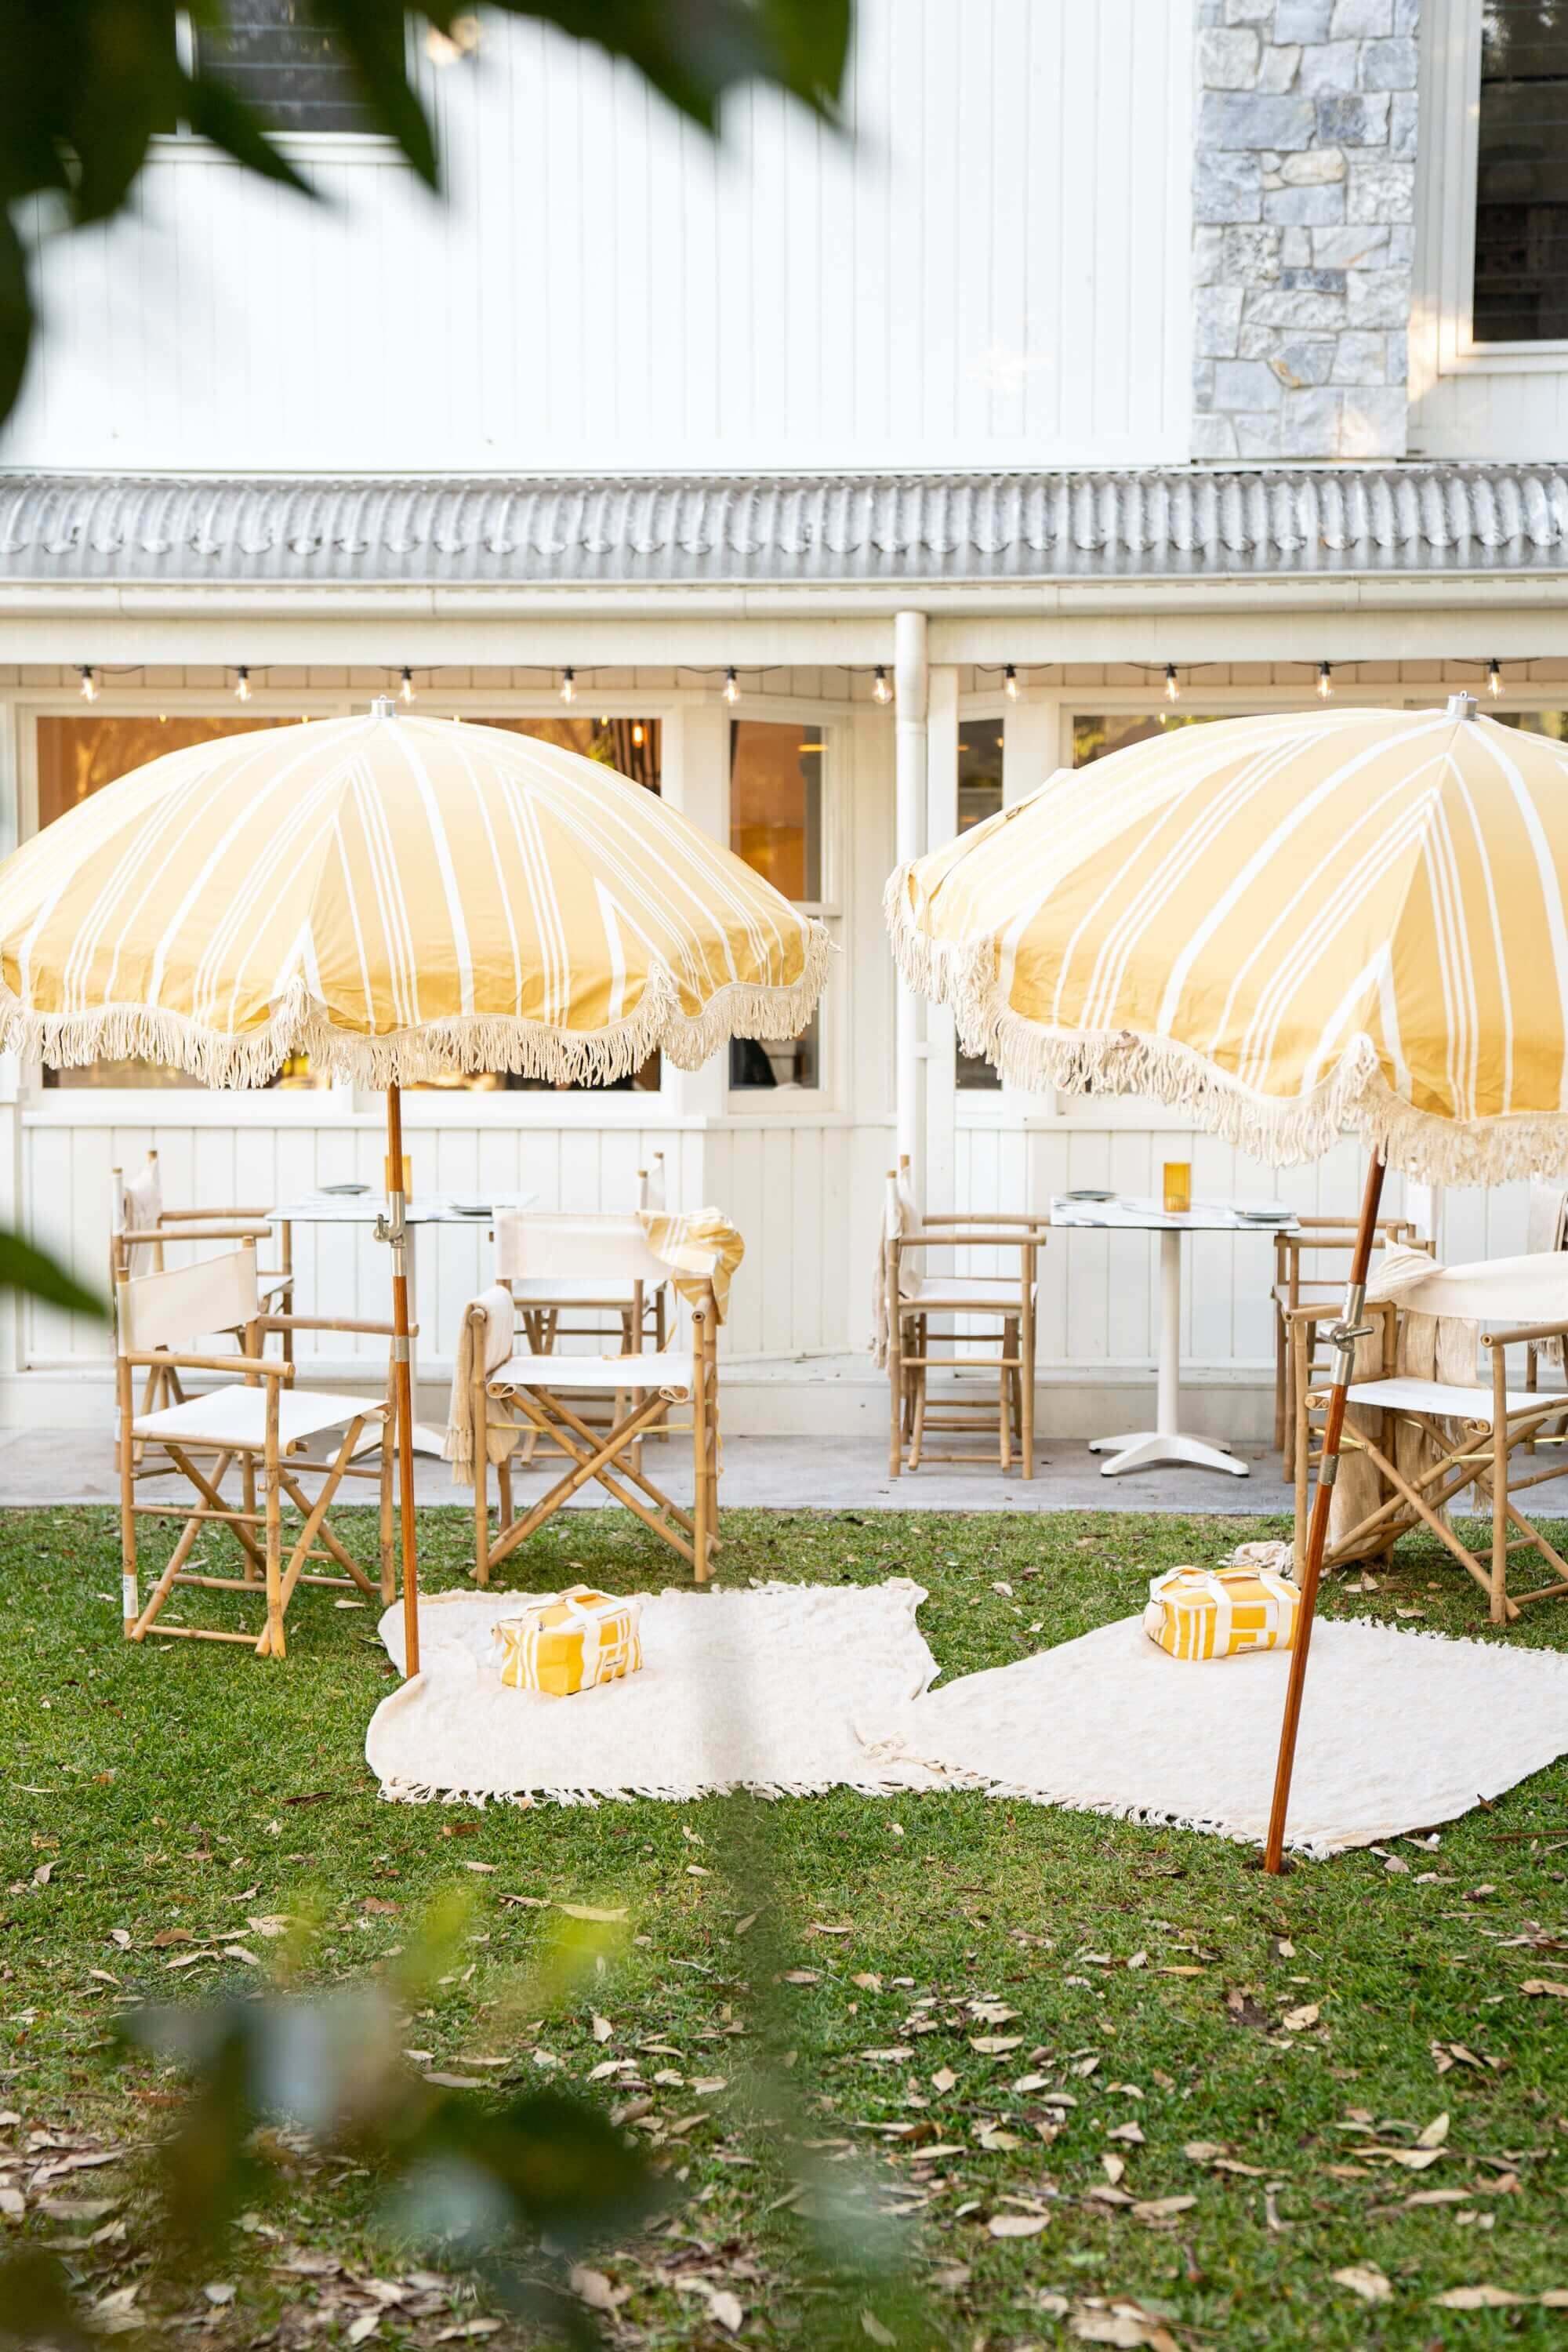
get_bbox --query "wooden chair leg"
[498,1456,514,1531]
[379,1417,396,1606]
[118,1352,138,1638]
[1000,1316,1017,1469]
[1492,1345,1510,1625]
[691,1306,713,1583]
[260,1384,285,1661]
[472,1329,492,1588]
[1291,1317,1311,1573]
[888,1303,905,1478]
[1020,1246,1036,1481]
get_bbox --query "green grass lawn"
[3,1503,1566,2350]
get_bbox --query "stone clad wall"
[1192,0,1418,459]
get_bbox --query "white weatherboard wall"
[4,0,1193,474]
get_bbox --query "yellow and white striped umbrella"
[887,700,1568,1183]
[0,708,828,1085]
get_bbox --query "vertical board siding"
[6,0,1192,471]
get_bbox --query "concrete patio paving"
[6,1428,1568,1517]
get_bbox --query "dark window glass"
[956,722,1005,1091]
[1474,2,1568,342]
[728,722,822,1090]
[194,1,371,133]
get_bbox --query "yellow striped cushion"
[493,1585,644,1696]
[1143,1564,1299,1662]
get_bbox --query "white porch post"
[924,664,960,1218]
[660,701,730,1140]
[894,610,928,1203]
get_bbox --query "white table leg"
[1088,1226,1248,1477]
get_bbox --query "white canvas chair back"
[495,1212,669,1290]
[1526,1178,1568,1257]
[1371,1247,1568,1329]
[636,1154,667,1214]
[118,1247,259,1357]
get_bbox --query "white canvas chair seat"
[492,1350,693,1396]
[1299,1247,1568,1624]
[1343,1374,1543,1421]
[133,1385,387,1451]
[116,1244,396,1659]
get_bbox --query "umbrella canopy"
[0,708,829,1085]
[0,706,827,1675]
[887,695,1568,1872]
[887,700,1568,1186]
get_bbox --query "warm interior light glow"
[723,668,740,705]
[1317,660,1333,699]
[559,668,575,704]
[1164,663,1179,703]
[872,666,892,704]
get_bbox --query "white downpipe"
[894,610,928,1201]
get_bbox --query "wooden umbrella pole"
[383,1083,421,1679]
[1262,1149,1386,1872]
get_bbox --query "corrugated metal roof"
[3,466,1568,587]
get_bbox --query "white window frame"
[154,7,404,166]
[723,701,846,1116]
[1415,0,1568,379]
[8,685,686,1132]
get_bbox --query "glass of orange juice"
[1162,1160,1192,1215]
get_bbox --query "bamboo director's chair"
[117,1242,398,1657]
[881,1165,1047,1476]
[112,1150,296,1472]
[1271,1211,1425,1481]
[1294,1250,1568,1624]
[499,1158,673,1460]
[470,1214,720,1584]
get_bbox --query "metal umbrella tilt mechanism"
[887,695,1568,1867]
[0,702,829,1674]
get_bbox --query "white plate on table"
[451,1202,493,1218]
[1064,1189,1117,1203]
[319,1181,369,1196]
[1237,1206,1294,1225]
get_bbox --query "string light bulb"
[723,667,740,706]
[558,666,575,705]
[399,666,416,706]
[1164,662,1180,704]
[78,665,97,703]
[1004,663,1020,701]
[1316,659,1333,700]
[631,720,645,747]
[872,665,892,705]
[1487,656,1502,699]
[234,666,251,702]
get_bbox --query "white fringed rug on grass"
[367,1581,944,1805]
[857,1613,1568,1857]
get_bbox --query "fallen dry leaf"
[969,2034,1023,2055]
[1430,2286,1524,2310]
[861,2315,895,2348]
[1333,2266,1391,2303]
[557,1903,626,1924]
[1280,2002,1320,2032]
[1520,1977,1568,1999]
[1417,2111,1450,2149]
[988,2212,1047,2238]
[1134,2196,1196,2223]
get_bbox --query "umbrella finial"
[368,695,397,720]
[1446,691,1479,721]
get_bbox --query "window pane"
[408,716,663,1093]
[35,714,328,1091]
[1474,2,1568,342]
[1491,706,1568,739]
[194,0,370,133]
[728,721,822,1089]
[1072,709,1238,766]
[956,721,1005,1091]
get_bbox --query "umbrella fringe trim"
[885,863,1568,1185]
[0,924,830,1089]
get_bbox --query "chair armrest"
[1481,1319,1568,1349]
[893,1231,1041,1252]
[122,1225,270,1244]
[123,1350,292,1381]
[920,1210,1051,1231]
[157,1206,276,1224]
[259,1314,409,1339]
